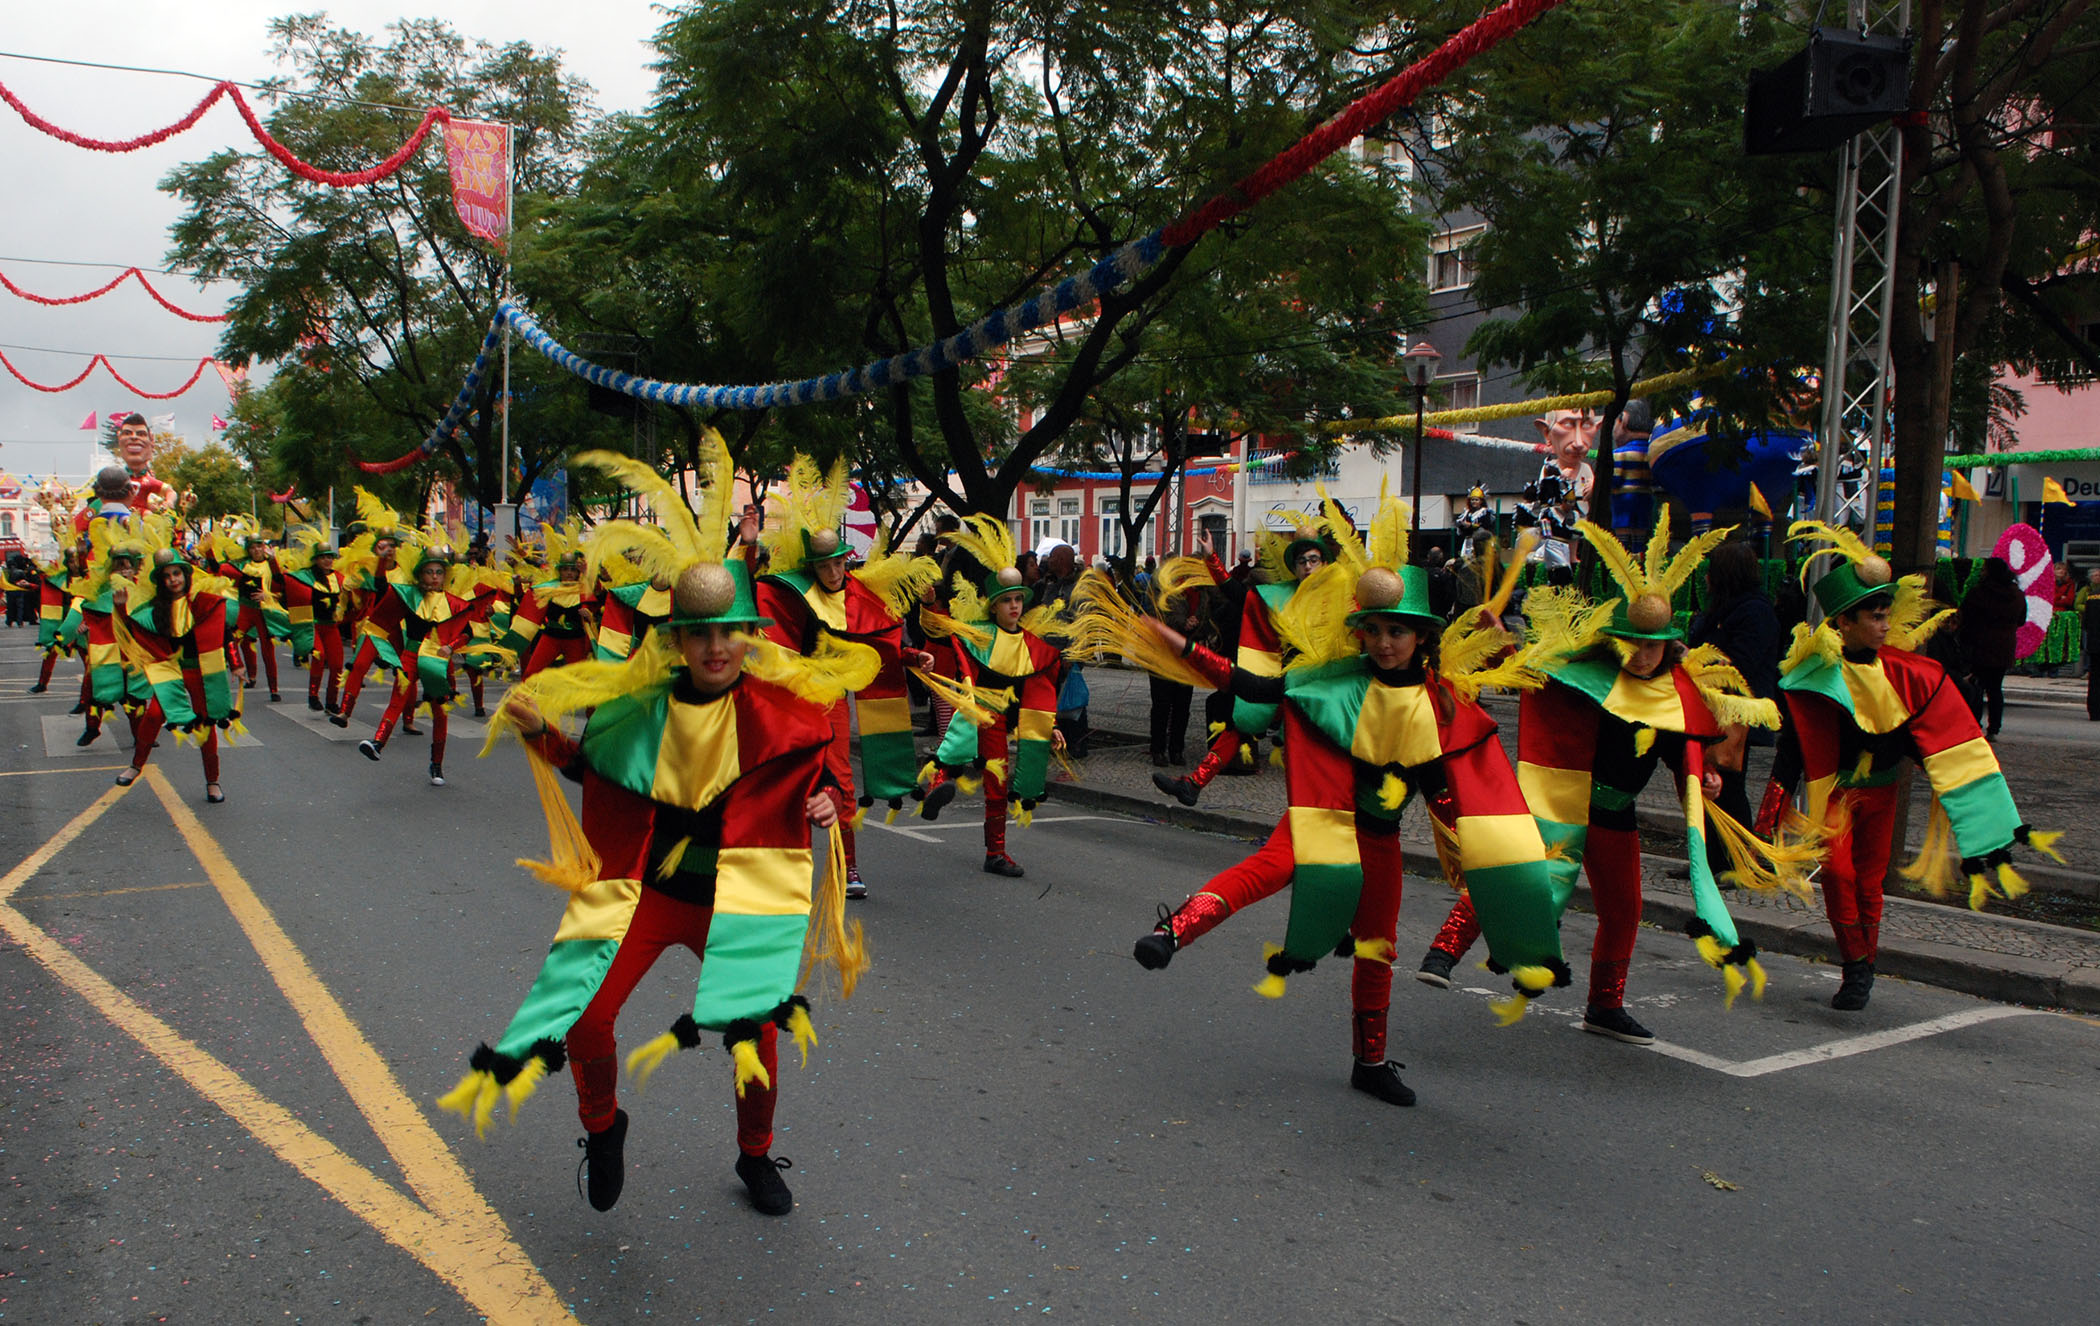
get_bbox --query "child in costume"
[505,523,597,678]
[1418,515,1808,1044]
[73,524,154,748]
[1757,521,2062,1010]
[1150,521,1334,807]
[443,439,870,1219]
[278,534,347,714]
[27,543,87,699]
[218,527,290,702]
[914,517,1068,879]
[1085,491,1569,1107]
[111,541,247,803]
[355,543,507,786]
[745,457,940,899]
[330,498,408,728]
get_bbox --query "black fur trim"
[886,797,904,810]
[1547,958,1574,988]
[768,995,811,1030]
[1484,958,1508,975]
[467,1042,497,1073]
[1021,798,1038,811]
[857,793,874,807]
[1726,939,1759,966]
[670,1014,703,1050]
[1266,950,1318,978]
[530,1037,568,1074]
[1332,933,1354,959]
[721,1017,763,1050]
[1685,917,1715,941]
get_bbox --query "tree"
[523,0,1434,525]
[164,442,255,523]
[1417,0,1831,436]
[1883,0,2100,569]
[161,15,601,514]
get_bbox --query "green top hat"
[1346,566,1442,629]
[413,545,452,573]
[1812,556,1895,618]
[981,564,1029,605]
[1601,592,1683,642]
[803,527,850,563]
[152,546,194,572]
[668,561,772,628]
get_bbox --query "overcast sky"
[0,2,664,482]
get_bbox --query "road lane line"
[142,767,568,1317]
[0,900,574,1324]
[1712,1006,2047,1077]
[0,782,127,904]
[36,879,212,900]
[0,764,132,777]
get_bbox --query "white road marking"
[1650,1005,2048,1077]
[865,812,1118,843]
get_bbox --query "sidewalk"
[1043,664,2100,1013]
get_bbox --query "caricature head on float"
[1535,408,1597,491]
[114,414,157,477]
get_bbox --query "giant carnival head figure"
[114,414,156,476]
[1535,408,1597,480]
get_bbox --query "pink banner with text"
[444,120,511,247]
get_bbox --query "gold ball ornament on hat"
[996,566,1025,590]
[675,563,738,619]
[1856,554,1892,586]
[808,528,844,559]
[1627,592,1674,634]
[1355,566,1404,613]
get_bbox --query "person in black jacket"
[1959,558,2026,738]
[1688,539,1780,884]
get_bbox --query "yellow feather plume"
[436,1069,498,1138]
[510,742,603,890]
[1153,556,1220,607]
[1681,644,1783,730]
[1886,574,1952,652]
[944,513,1018,580]
[739,633,881,706]
[1060,569,1215,689]
[1575,518,1646,602]
[502,1055,549,1121]
[1020,600,1072,641]
[758,455,852,575]
[573,441,726,566]
[1703,801,1821,903]
[1489,992,1534,1026]
[482,632,680,755]
[1782,620,1843,676]
[1788,518,1876,587]
[1353,937,1396,964]
[801,822,869,1000]
[1360,479,1409,574]
[1377,772,1408,811]
[1315,482,1372,575]
[1254,526,1295,582]
[855,551,942,621]
[625,1030,683,1089]
[1899,795,1960,898]
[731,1038,773,1098]
[584,519,684,588]
[919,602,994,651]
[910,667,1012,727]
[785,1002,819,1068]
[1271,562,1360,669]
[1510,965,1556,995]
[2026,829,2065,863]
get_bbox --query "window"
[1057,497,1082,548]
[1436,373,1481,414]
[1029,498,1052,551]
[0,513,12,538]
[1429,226,1485,292]
[1200,513,1230,560]
[1099,496,1126,561]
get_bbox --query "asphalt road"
[4,636,2099,1325]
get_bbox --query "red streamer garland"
[1160,0,1569,247]
[0,265,227,322]
[0,347,219,399]
[0,76,451,187]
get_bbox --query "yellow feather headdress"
[943,513,1019,581]
[758,455,853,576]
[1787,518,1880,589]
[1576,511,1733,611]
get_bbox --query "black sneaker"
[429,763,446,787]
[75,726,100,748]
[1415,949,1457,989]
[576,1109,628,1212]
[67,701,86,715]
[308,696,323,711]
[1132,929,1176,970]
[268,691,281,703]
[983,853,1025,878]
[328,713,349,727]
[1581,1005,1656,1045]
[27,682,47,694]
[1831,959,1874,1011]
[1151,771,1201,807]
[735,1152,793,1216]
[358,739,382,761]
[918,780,956,821]
[1350,1060,1417,1107]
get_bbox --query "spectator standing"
[1958,557,2026,738]
[1689,540,1780,883]
[1419,546,1457,620]
[2088,575,2100,719]
[1924,568,1983,721]
[1148,586,1203,766]
[2079,567,2100,679]
[2045,564,2078,676]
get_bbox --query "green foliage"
[164,442,254,523]
[160,15,600,509]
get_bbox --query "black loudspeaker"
[1744,27,1912,156]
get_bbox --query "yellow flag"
[2042,476,2077,506]
[1747,484,1773,520]
[1949,470,1980,503]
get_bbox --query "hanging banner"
[443,119,511,247]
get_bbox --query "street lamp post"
[1403,342,1442,540]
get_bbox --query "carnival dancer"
[219,528,290,701]
[110,540,246,803]
[1756,522,2062,1011]
[72,524,154,748]
[278,534,347,713]
[913,517,1067,878]
[1150,520,1336,807]
[440,439,871,1218]
[1080,490,1568,1106]
[27,543,87,699]
[1418,515,1806,1043]
[457,537,515,716]
[355,543,506,786]
[330,493,407,727]
[504,522,596,678]
[743,457,940,900]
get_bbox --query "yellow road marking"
[0,783,127,905]
[0,764,131,777]
[0,901,572,1323]
[35,880,213,900]
[142,767,568,1311]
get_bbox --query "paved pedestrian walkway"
[1041,663,2100,1013]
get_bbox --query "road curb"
[1044,777,2100,1014]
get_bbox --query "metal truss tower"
[1814,0,1913,533]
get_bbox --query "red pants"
[374,676,446,765]
[1821,783,1900,962]
[130,702,220,782]
[981,724,1011,859]
[307,624,344,707]
[1427,822,1644,1009]
[524,633,588,678]
[1172,814,1403,1061]
[566,891,779,1154]
[233,602,279,691]
[338,636,386,723]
